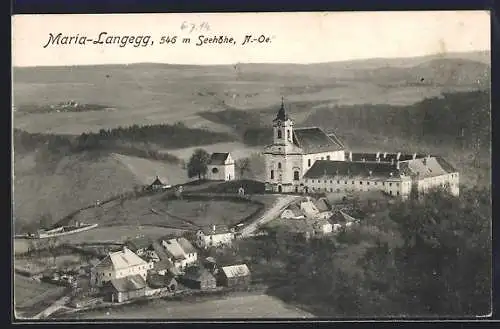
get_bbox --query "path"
[32,295,71,319]
[238,195,300,238]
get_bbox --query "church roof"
[274,97,289,121]
[293,128,344,153]
[209,153,230,165]
[303,160,401,180]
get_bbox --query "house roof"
[95,247,147,271]
[332,210,360,223]
[107,274,146,292]
[314,198,331,212]
[221,264,251,278]
[209,153,230,165]
[162,239,186,260]
[150,176,164,186]
[347,152,427,163]
[177,237,197,255]
[303,160,402,180]
[399,156,457,179]
[293,127,344,153]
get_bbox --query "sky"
[12,11,491,67]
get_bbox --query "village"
[13,100,461,319]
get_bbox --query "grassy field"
[13,54,489,135]
[73,293,314,319]
[14,274,67,318]
[71,190,262,230]
[13,151,187,226]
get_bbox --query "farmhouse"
[90,246,153,287]
[125,236,152,257]
[281,204,305,220]
[150,241,181,276]
[217,264,251,287]
[147,176,170,191]
[147,272,178,291]
[101,274,147,303]
[161,238,198,271]
[195,225,235,249]
[264,99,460,198]
[207,152,235,181]
[179,266,217,290]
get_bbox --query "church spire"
[275,96,288,121]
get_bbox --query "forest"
[13,122,235,162]
[220,186,491,317]
[200,91,490,150]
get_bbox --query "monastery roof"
[399,156,457,179]
[293,127,344,154]
[176,237,197,254]
[95,247,147,271]
[347,152,428,163]
[209,153,230,165]
[303,160,403,180]
[221,264,251,278]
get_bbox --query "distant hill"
[13,150,187,228]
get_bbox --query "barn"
[218,264,251,287]
[102,274,147,303]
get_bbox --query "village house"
[264,99,459,198]
[150,241,181,276]
[161,237,198,271]
[125,236,152,258]
[147,272,178,292]
[195,225,235,249]
[217,264,251,288]
[280,204,305,220]
[312,218,333,235]
[101,274,147,303]
[146,176,170,191]
[179,266,217,290]
[90,246,153,287]
[206,152,235,181]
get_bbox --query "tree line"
[225,185,491,317]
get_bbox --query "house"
[203,257,218,275]
[217,264,251,287]
[147,176,170,191]
[299,197,320,218]
[195,225,235,249]
[101,274,147,303]
[207,152,235,181]
[90,246,153,287]
[161,238,198,271]
[147,272,178,292]
[179,266,217,290]
[150,241,181,276]
[312,218,333,235]
[125,236,152,257]
[280,204,305,220]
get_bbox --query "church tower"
[263,98,301,193]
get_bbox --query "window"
[374,182,377,186]
[337,180,340,184]
[212,167,219,174]
[270,170,274,179]
[327,156,331,160]
[324,180,327,183]
[396,183,400,186]
[390,191,393,195]
[278,162,282,169]
[360,181,363,185]
[352,181,355,184]
[367,182,370,185]
[294,171,300,181]
[308,159,311,167]
[277,130,282,139]
[383,182,385,186]
[330,180,333,183]
[345,181,347,184]
[389,183,392,187]
[330,188,333,192]
[287,130,291,139]
[321,157,324,160]
[397,191,400,196]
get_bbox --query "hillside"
[13,151,187,229]
[13,51,490,135]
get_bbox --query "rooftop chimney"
[396,152,401,161]
[412,153,417,160]
[213,224,216,232]
[396,161,400,170]
[376,152,380,159]
[383,152,387,159]
[349,152,353,161]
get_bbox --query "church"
[263,99,460,198]
[263,98,346,194]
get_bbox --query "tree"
[187,148,210,180]
[236,158,251,179]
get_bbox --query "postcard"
[11,11,491,321]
